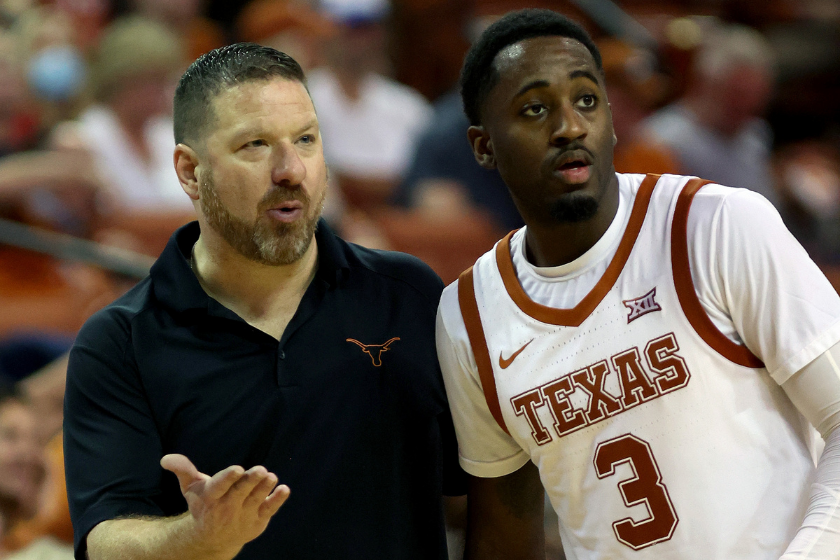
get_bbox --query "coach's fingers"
[259,484,290,518]
[243,472,278,508]
[203,464,247,501]
[161,454,208,495]
[225,466,269,504]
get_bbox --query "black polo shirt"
[64,220,465,560]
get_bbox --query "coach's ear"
[174,143,201,201]
[468,125,496,169]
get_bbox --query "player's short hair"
[460,9,603,126]
[174,43,307,146]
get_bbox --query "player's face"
[470,36,618,227]
[195,77,327,265]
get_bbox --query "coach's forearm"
[86,514,243,560]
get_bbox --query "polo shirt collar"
[151,219,350,315]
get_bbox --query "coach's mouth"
[267,201,303,223]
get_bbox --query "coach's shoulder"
[74,278,152,354]
[343,240,445,303]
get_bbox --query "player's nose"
[549,101,587,145]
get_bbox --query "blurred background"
[0,0,839,558]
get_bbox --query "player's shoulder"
[687,179,780,225]
[618,172,692,199]
[439,277,462,318]
[436,233,508,333]
[437,277,471,348]
[691,179,775,206]
[633,173,776,216]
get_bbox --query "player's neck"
[523,184,620,268]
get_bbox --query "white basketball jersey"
[458,174,816,559]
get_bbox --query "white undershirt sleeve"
[779,342,840,559]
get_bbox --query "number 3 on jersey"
[594,434,679,550]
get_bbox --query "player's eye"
[244,139,267,148]
[577,94,597,109]
[521,104,547,117]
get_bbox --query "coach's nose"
[271,142,307,188]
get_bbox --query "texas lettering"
[511,332,690,445]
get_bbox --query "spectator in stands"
[774,140,840,264]
[0,383,43,541]
[3,356,74,554]
[0,33,39,158]
[599,38,680,176]
[641,23,779,206]
[308,0,432,209]
[128,0,226,61]
[0,6,101,237]
[235,0,334,71]
[12,6,89,135]
[394,89,523,232]
[0,382,72,559]
[0,12,120,338]
[51,16,191,214]
[393,6,521,233]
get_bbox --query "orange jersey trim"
[495,174,660,326]
[671,178,764,368]
[458,267,511,435]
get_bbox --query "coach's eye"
[244,139,267,148]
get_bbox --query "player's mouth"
[267,200,304,223]
[552,150,593,185]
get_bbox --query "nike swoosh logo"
[499,339,534,369]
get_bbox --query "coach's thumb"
[161,454,204,494]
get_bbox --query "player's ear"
[174,143,201,201]
[468,125,496,169]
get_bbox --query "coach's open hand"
[160,454,290,556]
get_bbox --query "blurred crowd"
[0,0,839,558]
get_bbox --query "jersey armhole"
[457,267,511,435]
[671,178,765,368]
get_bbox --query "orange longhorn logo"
[346,337,401,367]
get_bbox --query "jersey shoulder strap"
[457,266,510,435]
[670,177,764,368]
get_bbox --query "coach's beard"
[199,172,326,266]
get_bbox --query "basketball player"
[436,9,840,559]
